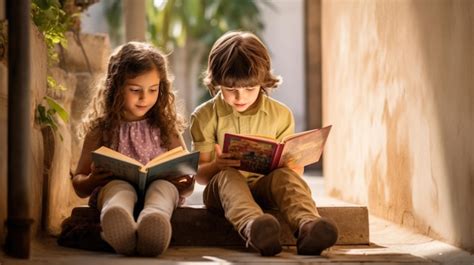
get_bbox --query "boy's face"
[220,85,261,112]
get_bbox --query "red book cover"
[222,125,332,175]
[223,133,281,175]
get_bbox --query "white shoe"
[137,212,172,256]
[101,206,137,255]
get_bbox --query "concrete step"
[170,205,369,246]
[58,204,369,251]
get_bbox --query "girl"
[190,31,338,256]
[72,42,194,256]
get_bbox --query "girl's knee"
[147,179,179,196]
[103,179,135,193]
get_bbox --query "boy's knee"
[215,168,245,182]
[270,167,308,187]
[272,167,299,180]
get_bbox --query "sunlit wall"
[322,0,474,251]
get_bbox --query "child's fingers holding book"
[214,156,241,170]
[214,144,240,170]
[89,166,114,187]
[215,144,237,159]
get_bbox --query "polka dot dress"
[117,119,166,165]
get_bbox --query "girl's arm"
[195,144,240,185]
[72,129,113,198]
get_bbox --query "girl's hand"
[213,144,240,170]
[88,163,113,187]
[168,174,195,197]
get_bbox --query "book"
[222,125,332,175]
[91,146,199,197]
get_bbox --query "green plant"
[31,0,75,63]
[31,0,76,139]
[36,96,69,140]
[146,0,267,52]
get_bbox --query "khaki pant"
[203,167,320,234]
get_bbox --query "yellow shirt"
[190,91,295,156]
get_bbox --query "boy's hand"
[213,144,240,170]
[88,163,113,187]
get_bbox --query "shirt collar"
[215,90,269,117]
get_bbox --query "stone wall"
[44,33,109,235]
[0,20,110,241]
[322,0,474,251]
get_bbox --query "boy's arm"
[166,132,195,197]
[72,128,113,198]
[195,151,219,185]
[195,145,240,185]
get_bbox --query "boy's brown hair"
[203,31,281,96]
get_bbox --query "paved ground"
[1,172,473,264]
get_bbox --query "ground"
[1,173,472,264]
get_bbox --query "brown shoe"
[245,214,282,256]
[297,217,338,255]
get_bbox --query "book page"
[279,125,331,168]
[144,146,186,168]
[94,146,143,167]
[91,149,142,185]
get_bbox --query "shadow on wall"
[410,1,474,251]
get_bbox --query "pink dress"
[116,119,166,165]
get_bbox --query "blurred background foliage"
[103,0,272,104]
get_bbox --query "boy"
[190,31,338,256]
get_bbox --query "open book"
[91,146,199,197]
[222,125,332,175]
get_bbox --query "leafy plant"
[146,0,267,52]
[36,96,69,140]
[31,0,75,64]
[31,0,76,139]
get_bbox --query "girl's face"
[122,68,160,121]
[220,85,260,112]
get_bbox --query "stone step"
[170,205,369,246]
[58,205,369,251]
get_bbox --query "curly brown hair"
[80,42,186,149]
[203,31,281,96]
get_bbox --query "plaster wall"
[322,0,474,251]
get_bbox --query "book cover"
[223,125,332,175]
[91,146,199,196]
[222,134,282,174]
